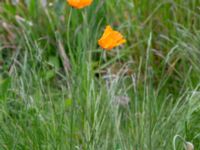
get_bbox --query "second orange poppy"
[98,25,126,50]
[67,0,93,9]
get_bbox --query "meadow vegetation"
[0,0,200,149]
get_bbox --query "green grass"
[0,0,200,149]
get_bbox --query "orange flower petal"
[98,25,126,50]
[102,25,113,38]
[67,0,93,9]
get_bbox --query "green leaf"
[65,98,72,108]
[44,70,56,81]
[0,77,11,99]
[48,56,60,70]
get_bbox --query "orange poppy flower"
[98,25,126,50]
[67,0,93,9]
